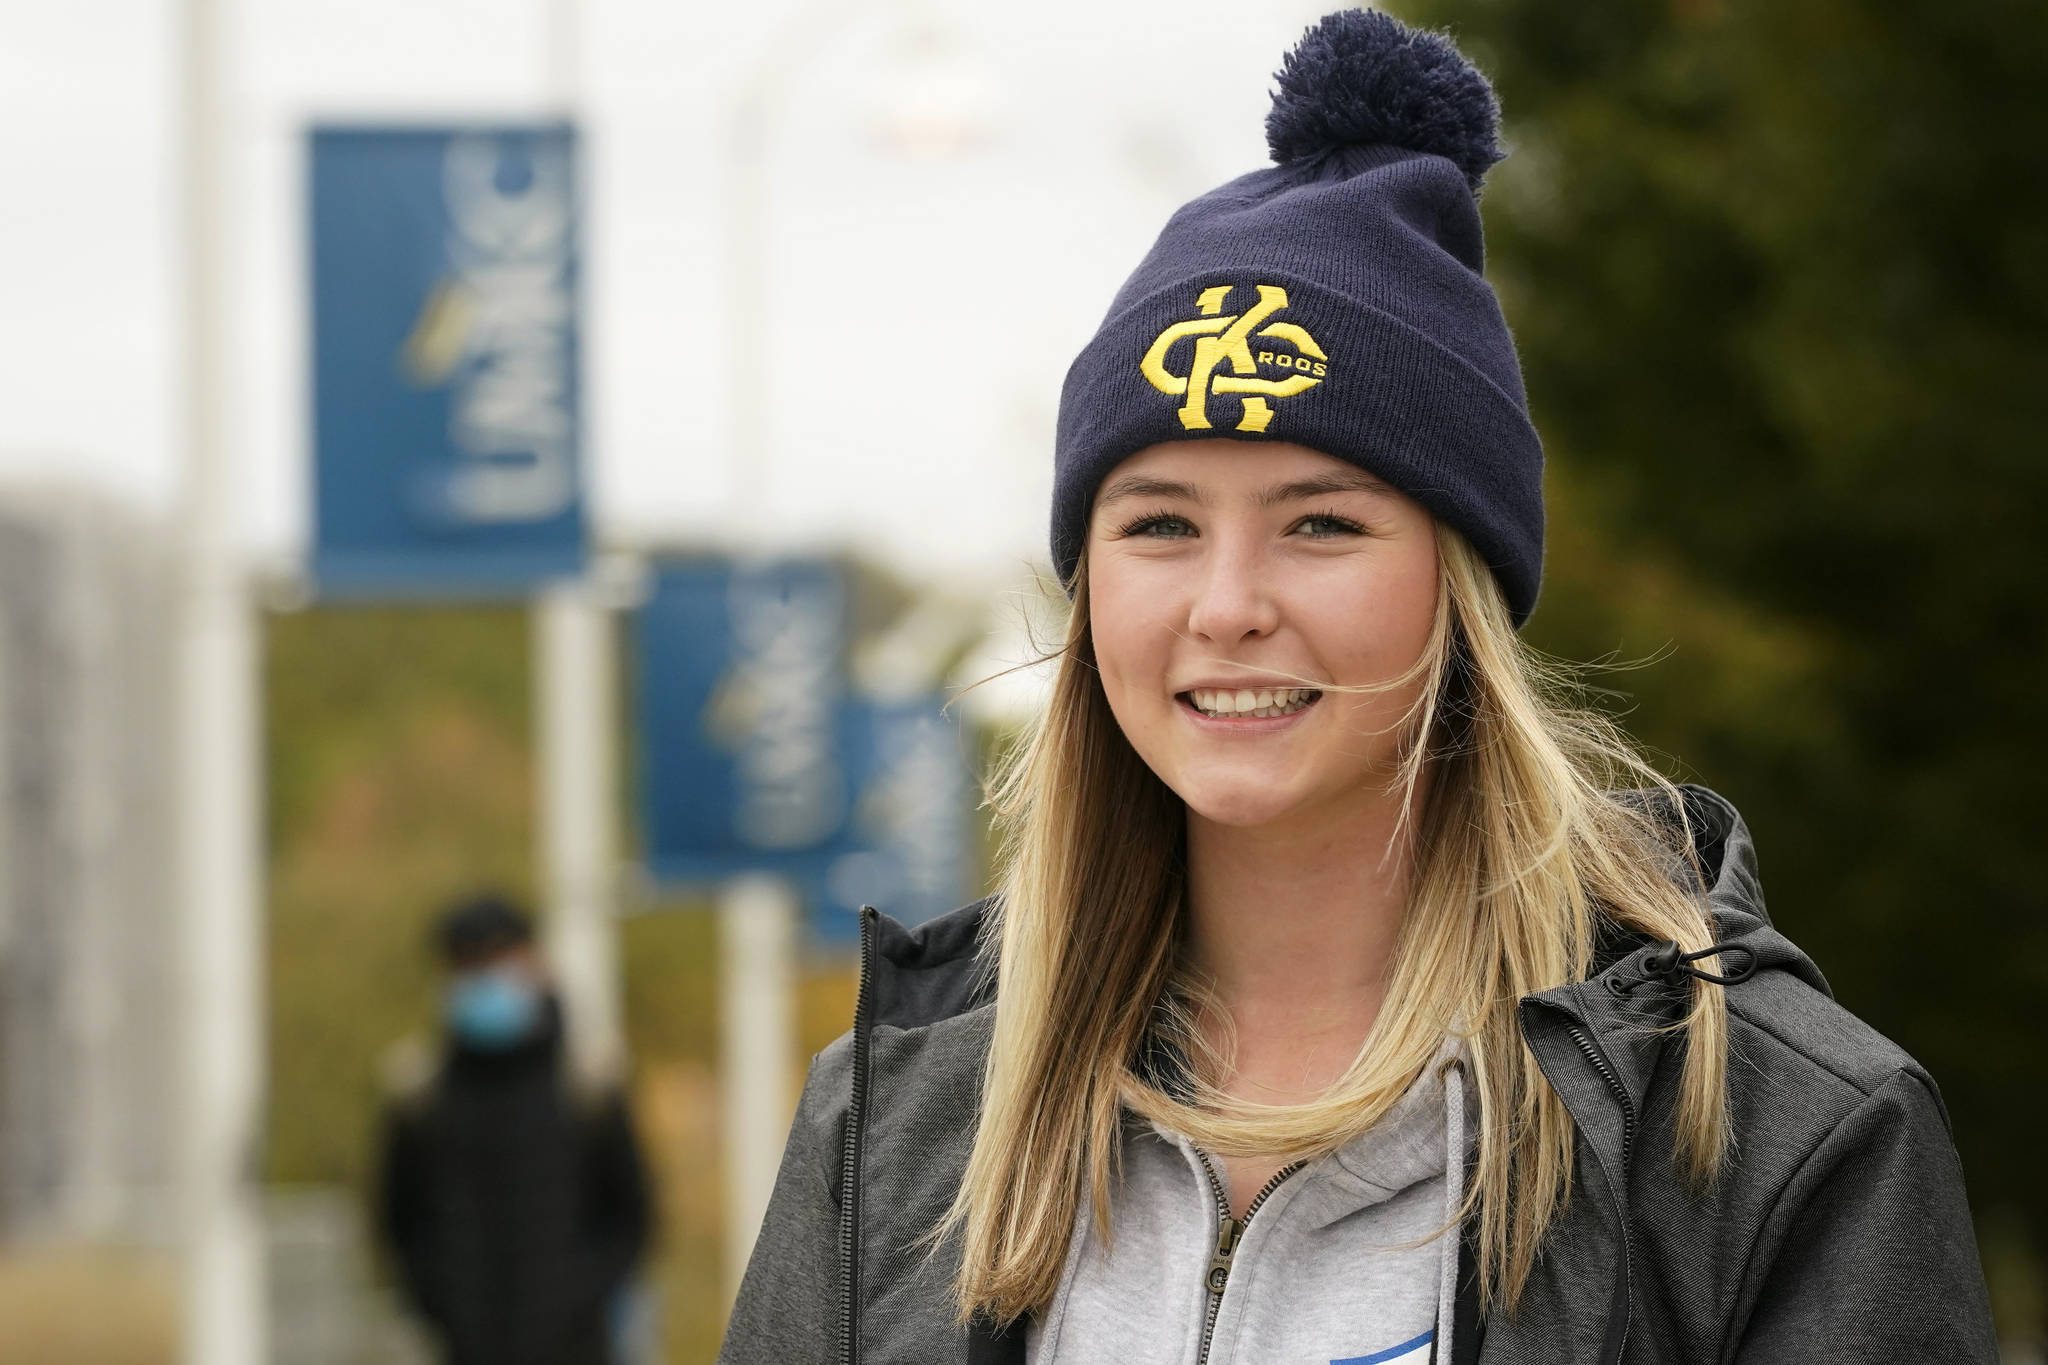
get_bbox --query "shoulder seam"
[1724,993,1899,1100]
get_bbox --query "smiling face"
[1085,440,1442,831]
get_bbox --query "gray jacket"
[718,785,1998,1364]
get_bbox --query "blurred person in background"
[718,10,1996,1364]
[374,892,652,1365]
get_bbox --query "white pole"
[536,582,624,1087]
[718,7,807,1301]
[533,0,623,1088]
[177,0,266,1360]
[719,872,799,1288]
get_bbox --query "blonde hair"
[941,521,1729,1327]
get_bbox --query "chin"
[1176,780,1306,830]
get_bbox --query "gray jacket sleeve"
[717,1033,853,1365]
[1730,1067,1998,1363]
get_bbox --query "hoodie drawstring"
[1436,1057,1467,1365]
[1639,938,1758,987]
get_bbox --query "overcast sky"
[1,0,1334,597]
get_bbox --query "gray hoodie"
[1027,1036,1475,1365]
[717,784,1998,1364]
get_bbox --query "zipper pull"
[1206,1214,1243,1294]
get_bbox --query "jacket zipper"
[1564,1019,1635,1365]
[1190,1152,1301,1365]
[837,906,877,1365]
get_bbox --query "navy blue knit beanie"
[1051,8,1545,626]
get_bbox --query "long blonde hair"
[942,521,1729,1327]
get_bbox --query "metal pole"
[536,583,624,1088]
[719,6,813,1299]
[178,0,265,1360]
[719,872,798,1287]
[532,0,624,1088]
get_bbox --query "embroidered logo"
[1139,284,1329,433]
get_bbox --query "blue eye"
[1115,511,1196,539]
[1296,510,1368,537]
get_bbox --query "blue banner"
[310,125,586,596]
[634,559,853,885]
[805,696,978,942]
[633,558,977,941]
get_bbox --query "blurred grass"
[0,1247,176,1365]
[265,605,538,1188]
[265,602,861,1363]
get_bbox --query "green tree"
[1392,0,2048,1332]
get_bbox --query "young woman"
[719,11,1997,1364]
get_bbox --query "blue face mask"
[445,968,541,1051]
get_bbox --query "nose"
[1183,533,1280,644]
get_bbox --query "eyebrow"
[1096,475,1204,506]
[1094,467,1399,508]
[1255,469,1400,506]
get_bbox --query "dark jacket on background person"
[376,997,651,1365]
[716,784,1998,1364]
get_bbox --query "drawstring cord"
[1436,1056,1466,1365]
[1639,938,1758,987]
[1607,938,1759,996]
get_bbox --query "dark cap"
[433,891,535,965]
[1050,9,1543,625]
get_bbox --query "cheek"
[1086,568,1170,708]
[1311,551,1438,681]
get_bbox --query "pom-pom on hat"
[1265,9,1505,190]
[1051,8,1545,625]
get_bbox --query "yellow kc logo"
[1140,284,1329,433]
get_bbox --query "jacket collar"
[867,891,995,1031]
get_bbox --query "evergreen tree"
[1394,0,2048,1321]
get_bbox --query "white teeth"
[1186,686,1320,718]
